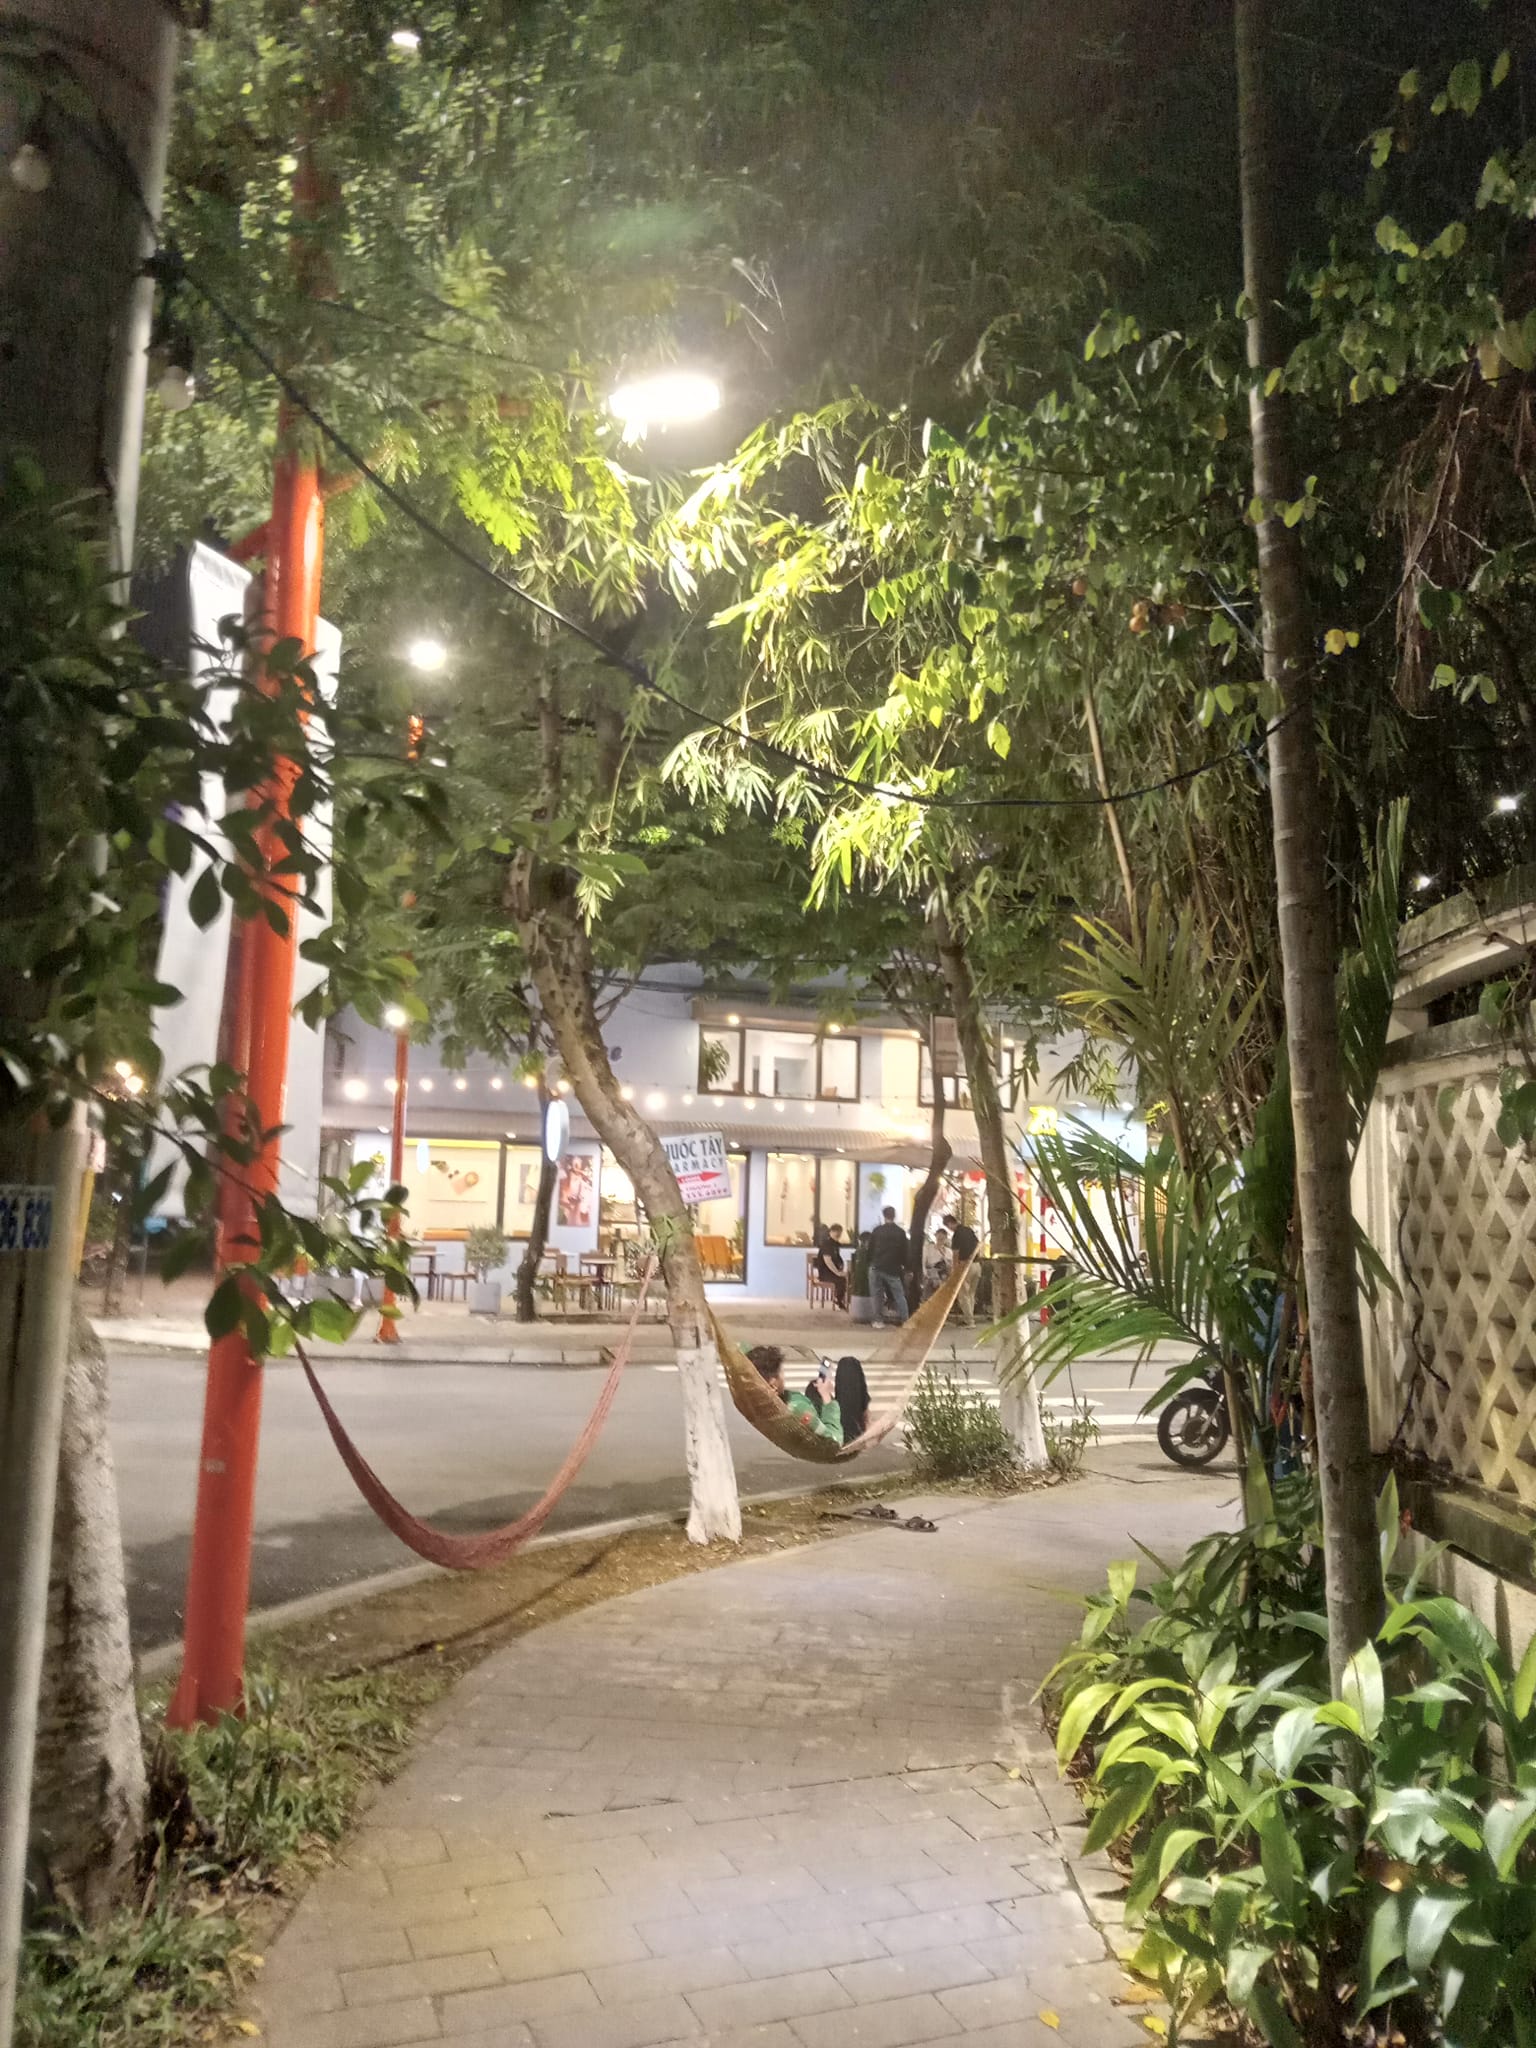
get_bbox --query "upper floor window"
[919,1034,1023,1108]
[699,1025,860,1102]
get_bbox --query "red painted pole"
[167,429,323,1728]
[376,1028,409,1342]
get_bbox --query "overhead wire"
[50,61,1294,818]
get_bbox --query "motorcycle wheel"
[1157,1390,1231,1468]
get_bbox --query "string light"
[489,1076,504,1090]
[343,1078,367,1100]
[390,26,421,48]
[453,1076,468,1091]
[620,1084,636,1101]
[1495,794,1522,815]
[418,1076,434,1092]
[384,1005,409,1030]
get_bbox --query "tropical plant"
[463,1227,510,1283]
[1049,1480,1536,2047]
[903,1366,1018,1482]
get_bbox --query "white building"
[317,971,1143,1304]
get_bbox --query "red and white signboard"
[662,1130,731,1207]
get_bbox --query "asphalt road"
[108,1345,1186,1652]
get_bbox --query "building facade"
[317,971,1143,1304]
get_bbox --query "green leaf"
[1255,1800,1297,1917]
[1056,1682,1118,1766]
[1270,1704,1323,1779]
[1106,1558,1138,1609]
[1376,1471,1401,1571]
[1447,59,1482,116]
[1485,1791,1536,1879]
[1083,1771,1157,1853]
[206,1274,243,1342]
[1492,48,1511,90]
[188,865,224,929]
[1249,1975,1304,2048]
[306,1295,360,1345]
[1225,1944,1273,2005]
[1364,1894,1405,2000]
[1405,1891,1469,1973]
[1513,1629,1536,1721]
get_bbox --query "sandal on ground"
[853,1503,900,1521]
[901,1515,938,1533]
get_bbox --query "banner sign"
[0,1183,54,1254]
[662,1131,731,1206]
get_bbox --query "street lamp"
[607,369,720,439]
[407,636,447,673]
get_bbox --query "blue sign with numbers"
[0,1184,54,1253]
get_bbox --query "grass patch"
[16,1662,447,2048]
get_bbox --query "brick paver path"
[258,1456,1233,2047]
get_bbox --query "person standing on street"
[868,1206,910,1327]
[945,1212,980,1325]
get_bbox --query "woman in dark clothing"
[812,1221,849,1308]
[834,1354,870,1444]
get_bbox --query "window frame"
[698,1024,862,1103]
[763,1151,857,1247]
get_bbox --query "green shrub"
[1048,1477,1536,2047]
[1043,1396,1100,1477]
[904,1365,1018,1480]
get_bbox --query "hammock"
[712,1255,973,1464]
[295,1263,652,1571]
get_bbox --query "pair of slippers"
[842,1504,938,1533]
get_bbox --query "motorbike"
[1156,1363,1232,1468]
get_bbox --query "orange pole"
[376,1029,409,1342]
[167,432,322,1727]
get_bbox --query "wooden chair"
[806,1254,841,1309]
[435,1270,470,1304]
[696,1233,735,1280]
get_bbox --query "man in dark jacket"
[944,1212,980,1325]
[867,1206,910,1327]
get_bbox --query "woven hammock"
[712,1255,973,1464]
[295,1264,652,1571]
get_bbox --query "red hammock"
[295,1264,652,1571]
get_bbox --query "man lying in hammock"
[747,1345,842,1444]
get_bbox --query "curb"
[134,1467,901,1680]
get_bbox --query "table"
[579,1253,618,1311]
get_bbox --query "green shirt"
[786,1391,843,1443]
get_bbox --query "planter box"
[469,1279,503,1316]
[849,1294,874,1326]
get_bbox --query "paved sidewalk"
[257,1454,1235,2048]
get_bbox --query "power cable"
[36,63,1296,819]
[186,259,1296,815]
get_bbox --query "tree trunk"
[28,1313,147,1920]
[0,6,175,2017]
[933,903,1046,1465]
[1235,0,1383,1684]
[1082,676,1141,947]
[906,1030,951,1303]
[510,865,740,1543]
[515,1138,558,1323]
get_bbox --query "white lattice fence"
[1374,1069,1536,1507]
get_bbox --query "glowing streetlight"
[607,369,720,439]
[1495,793,1522,815]
[407,636,447,673]
[390,27,420,48]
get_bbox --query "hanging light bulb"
[154,335,196,413]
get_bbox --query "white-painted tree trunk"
[676,1342,743,1545]
[28,1314,147,1919]
[998,1323,1049,1470]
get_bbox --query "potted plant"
[464,1225,508,1315]
[848,1235,874,1324]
